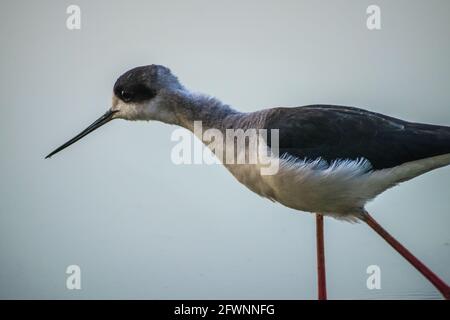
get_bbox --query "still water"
[1,0,449,299]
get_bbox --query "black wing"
[264,105,450,170]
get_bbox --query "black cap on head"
[113,65,182,103]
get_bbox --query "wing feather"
[264,105,450,170]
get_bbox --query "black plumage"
[265,105,450,170]
[113,65,182,103]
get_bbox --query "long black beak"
[45,109,118,159]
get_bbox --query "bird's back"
[260,105,450,171]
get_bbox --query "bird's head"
[112,64,184,121]
[45,65,184,158]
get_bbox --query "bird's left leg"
[362,212,450,300]
[316,213,327,300]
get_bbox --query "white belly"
[224,153,450,221]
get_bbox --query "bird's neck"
[164,89,243,132]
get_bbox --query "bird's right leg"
[362,212,450,300]
[315,213,327,300]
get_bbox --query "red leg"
[363,212,450,300]
[316,213,327,300]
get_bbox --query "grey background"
[0,0,449,299]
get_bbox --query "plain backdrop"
[0,0,449,299]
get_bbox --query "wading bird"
[46,65,450,299]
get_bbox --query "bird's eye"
[121,90,133,102]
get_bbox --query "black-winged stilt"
[46,65,450,299]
